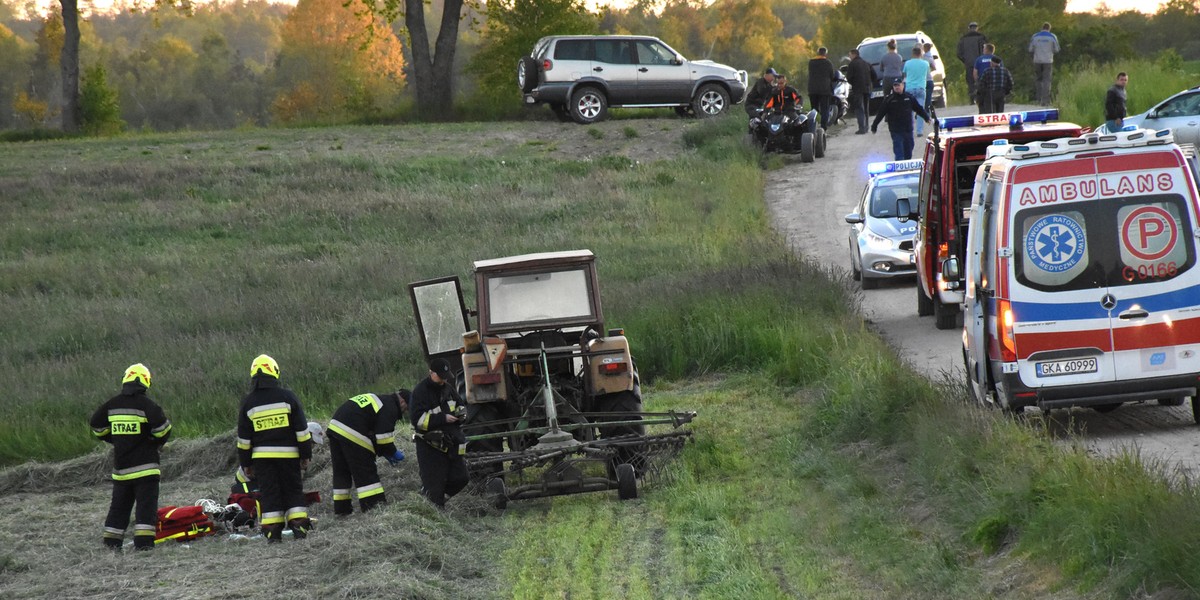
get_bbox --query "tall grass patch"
[1056,59,1195,129]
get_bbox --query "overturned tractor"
[408,250,695,507]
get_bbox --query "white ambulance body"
[961,128,1200,419]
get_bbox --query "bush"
[79,64,125,136]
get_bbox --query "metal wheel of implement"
[616,463,638,500]
[487,477,508,510]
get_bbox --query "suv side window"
[635,40,675,65]
[594,40,634,65]
[555,39,592,61]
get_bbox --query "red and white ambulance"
[960,128,1200,419]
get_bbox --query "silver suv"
[518,35,748,124]
[856,32,948,113]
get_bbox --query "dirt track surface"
[765,104,1200,478]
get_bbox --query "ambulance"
[959,127,1200,419]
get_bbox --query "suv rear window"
[555,40,591,61]
[1014,194,1196,291]
[858,37,919,64]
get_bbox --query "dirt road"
[765,105,1200,477]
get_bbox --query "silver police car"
[845,160,922,289]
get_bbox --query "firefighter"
[90,363,172,552]
[236,354,313,542]
[327,390,409,515]
[410,358,469,508]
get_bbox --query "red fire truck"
[901,110,1084,329]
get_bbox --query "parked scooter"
[831,67,851,127]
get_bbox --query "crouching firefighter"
[327,390,409,515]
[90,363,172,552]
[411,358,469,508]
[236,354,313,542]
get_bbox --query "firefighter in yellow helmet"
[90,363,172,551]
[236,354,313,542]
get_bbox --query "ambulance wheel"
[1157,397,1186,406]
[615,463,638,500]
[800,133,815,163]
[1092,403,1122,413]
[917,286,934,317]
[934,298,960,329]
[1192,397,1200,424]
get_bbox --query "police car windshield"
[871,176,919,219]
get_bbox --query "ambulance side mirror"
[942,257,960,281]
[896,198,915,223]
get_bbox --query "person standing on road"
[977,56,1013,113]
[410,358,469,508]
[808,47,838,128]
[745,67,778,117]
[922,42,936,111]
[871,80,930,161]
[903,45,931,137]
[327,390,409,515]
[973,43,997,113]
[237,354,313,543]
[879,39,905,90]
[957,22,988,105]
[91,363,172,552]
[1029,22,1060,106]
[1105,72,1129,132]
[847,49,873,134]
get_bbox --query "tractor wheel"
[615,463,638,500]
[593,390,645,438]
[800,132,815,163]
[465,402,509,454]
[486,477,508,510]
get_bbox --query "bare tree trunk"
[404,0,463,120]
[60,0,80,133]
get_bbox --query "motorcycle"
[748,106,823,163]
[832,68,851,127]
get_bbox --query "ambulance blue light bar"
[939,109,1059,131]
[867,159,923,176]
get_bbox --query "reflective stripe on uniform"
[112,463,160,480]
[332,488,352,501]
[260,511,285,525]
[151,420,172,439]
[296,429,312,443]
[416,406,441,431]
[357,482,385,498]
[375,430,396,446]
[328,420,373,452]
[134,524,156,536]
[237,437,252,450]
[108,408,147,418]
[251,445,300,459]
[92,427,110,438]
[236,466,251,484]
[284,507,307,521]
[246,402,291,418]
[103,527,125,539]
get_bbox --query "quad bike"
[748,107,826,162]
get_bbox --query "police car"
[845,160,922,289]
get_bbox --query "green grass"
[1057,59,1196,129]
[5,115,1200,598]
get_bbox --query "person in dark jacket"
[807,47,837,128]
[977,56,1013,113]
[236,354,313,542]
[91,363,172,552]
[327,390,409,515]
[410,358,469,508]
[846,49,873,134]
[1105,72,1129,132]
[871,80,931,161]
[956,22,987,104]
[744,67,778,116]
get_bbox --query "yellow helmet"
[250,354,280,379]
[122,363,152,388]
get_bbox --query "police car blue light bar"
[939,109,1059,131]
[867,159,923,176]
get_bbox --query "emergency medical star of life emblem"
[1026,214,1086,274]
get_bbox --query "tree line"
[0,0,1196,135]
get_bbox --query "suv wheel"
[517,56,538,94]
[692,83,730,118]
[570,87,608,124]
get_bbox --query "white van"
[959,128,1200,420]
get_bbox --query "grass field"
[3,116,1200,598]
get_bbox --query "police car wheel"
[849,249,861,281]
[861,275,880,290]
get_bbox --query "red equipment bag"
[155,505,215,544]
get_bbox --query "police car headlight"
[865,231,893,250]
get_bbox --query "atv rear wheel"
[800,132,815,163]
[814,127,826,158]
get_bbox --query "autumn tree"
[820,0,925,60]
[273,0,406,123]
[708,0,783,74]
[0,23,34,129]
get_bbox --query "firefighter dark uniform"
[236,354,313,542]
[410,359,469,507]
[90,363,172,551]
[327,390,407,515]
